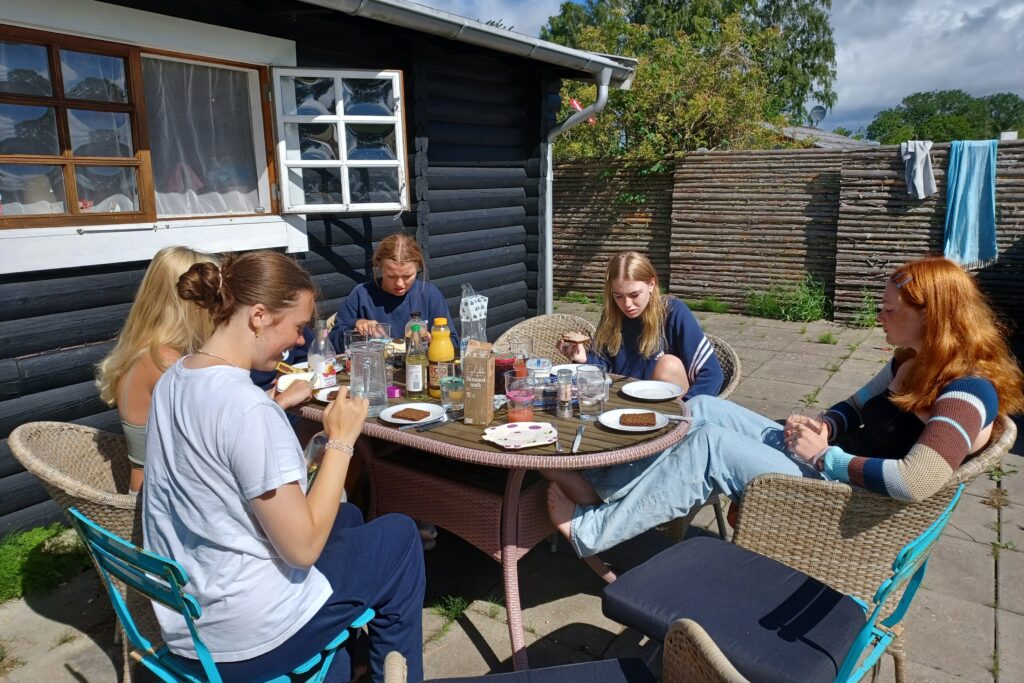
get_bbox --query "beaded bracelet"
[325,440,354,457]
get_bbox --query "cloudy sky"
[414,0,1024,135]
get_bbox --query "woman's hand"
[354,319,388,338]
[273,379,313,410]
[784,415,829,463]
[556,340,587,363]
[322,386,369,444]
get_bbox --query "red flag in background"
[569,97,597,125]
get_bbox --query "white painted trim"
[0,0,296,67]
[0,216,309,274]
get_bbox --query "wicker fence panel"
[833,140,1024,326]
[551,159,673,298]
[668,149,845,308]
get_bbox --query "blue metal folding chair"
[602,486,965,682]
[68,507,374,683]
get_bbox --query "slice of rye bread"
[561,331,590,344]
[392,407,432,422]
[620,411,657,427]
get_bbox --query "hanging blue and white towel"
[944,140,998,268]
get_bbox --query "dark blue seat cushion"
[430,658,654,683]
[602,537,866,683]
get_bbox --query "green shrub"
[744,274,830,322]
[0,525,90,604]
[559,291,590,304]
[686,297,730,313]
[816,332,839,345]
[852,288,879,328]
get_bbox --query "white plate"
[314,387,340,402]
[481,422,558,449]
[378,403,446,425]
[550,363,582,377]
[599,408,670,432]
[620,380,684,401]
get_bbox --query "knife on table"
[571,424,585,453]
[416,410,463,432]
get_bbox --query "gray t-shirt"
[143,360,331,661]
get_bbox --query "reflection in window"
[348,167,399,204]
[75,165,138,212]
[342,79,395,116]
[0,104,59,155]
[143,56,259,216]
[60,50,127,102]
[0,41,52,96]
[283,76,335,116]
[0,164,66,214]
[290,167,342,205]
[284,122,338,161]
[346,123,396,161]
[69,110,133,157]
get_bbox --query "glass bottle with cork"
[405,324,428,400]
[427,317,455,399]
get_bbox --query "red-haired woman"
[549,256,1024,559]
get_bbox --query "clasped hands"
[784,413,830,465]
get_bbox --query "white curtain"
[142,57,260,217]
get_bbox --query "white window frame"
[273,67,409,214]
[141,53,273,219]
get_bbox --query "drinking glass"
[576,365,607,421]
[367,322,391,343]
[440,375,465,411]
[506,376,535,423]
[786,406,823,452]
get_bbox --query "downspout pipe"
[543,67,612,314]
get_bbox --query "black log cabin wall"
[0,1,552,534]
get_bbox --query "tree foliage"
[865,90,1024,144]
[553,15,786,164]
[541,0,836,119]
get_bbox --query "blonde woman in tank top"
[96,247,219,493]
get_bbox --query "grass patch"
[801,388,821,406]
[744,274,830,322]
[685,296,730,314]
[585,303,599,313]
[824,362,841,373]
[799,324,807,335]
[0,525,91,604]
[988,464,1019,483]
[816,332,839,345]
[0,640,26,675]
[429,595,469,622]
[52,630,78,648]
[851,288,878,328]
[559,291,590,305]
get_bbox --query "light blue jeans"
[570,395,822,557]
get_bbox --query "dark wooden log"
[426,98,526,127]
[0,269,144,322]
[429,245,527,281]
[426,167,530,191]
[0,470,49,517]
[430,227,526,258]
[432,263,527,297]
[0,303,130,359]
[428,207,527,236]
[0,341,113,400]
[425,188,528,213]
[0,499,62,537]
[0,381,108,439]
[428,145,530,164]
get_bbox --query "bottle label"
[428,362,450,390]
[407,365,424,392]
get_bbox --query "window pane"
[348,167,399,204]
[143,57,261,216]
[75,165,138,212]
[345,123,396,161]
[0,41,52,96]
[69,109,133,157]
[0,104,59,155]
[289,167,342,205]
[281,76,336,116]
[284,122,338,161]
[0,164,66,214]
[61,50,127,102]
[342,78,395,116]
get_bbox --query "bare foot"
[547,482,576,541]
[539,469,602,505]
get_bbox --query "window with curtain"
[273,68,409,213]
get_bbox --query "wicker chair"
[493,313,596,362]
[8,421,156,683]
[706,334,740,400]
[713,414,1017,682]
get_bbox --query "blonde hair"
[372,233,424,286]
[96,247,217,406]
[888,257,1024,416]
[593,251,666,359]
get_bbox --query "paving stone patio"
[0,309,1020,682]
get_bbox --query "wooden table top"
[296,374,691,471]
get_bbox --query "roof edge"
[300,0,636,89]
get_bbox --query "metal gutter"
[299,0,636,88]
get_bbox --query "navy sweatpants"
[217,504,425,682]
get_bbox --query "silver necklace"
[196,350,241,369]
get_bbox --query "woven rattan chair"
[705,334,740,400]
[718,414,1017,682]
[493,313,596,362]
[8,421,155,682]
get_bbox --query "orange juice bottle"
[427,317,455,399]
